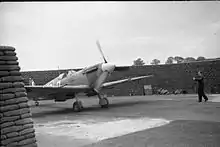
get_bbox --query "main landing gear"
[98,94,109,108]
[72,94,109,112]
[72,98,83,112]
[35,101,39,106]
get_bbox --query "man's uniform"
[194,75,208,102]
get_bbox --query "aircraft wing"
[25,85,91,98]
[101,75,153,89]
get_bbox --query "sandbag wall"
[0,46,37,147]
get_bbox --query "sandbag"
[6,131,19,138]
[0,104,19,113]
[17,137,36,146]
[0,93,15,101]
[1,125,21,135]
[0,100,4,106]
[15,91,27,98]
[0,82,24,90]
[1,87,26,94]
[18,102,29,109]
[20,142,38,147]
[0,46,15,51]
[0,71,10,77]
[2,97,28,106]
[6,60,19,65]
[0,51,4,56]
[2,124,33,138]
[0,61,18,65]
[19,128,35,136]
[20,113,32,119]
[0,65,20,71]
[0,60,6,64]
[0,115,20,124]
[0,82,13,90]
[13,82,25,88]
[9,71,21,76]
[3,108,30,117]
[0,56,18,61]
[1,134,7,140]
[4,51,16,56]
[15,117,33,126]
[23,132,35,139]
[1,134,25,145]
[0,121,15,129]
[5,142,19,147]
[0,76,24,82]
[21,124,34,132]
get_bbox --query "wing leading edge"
[101,75,153,89]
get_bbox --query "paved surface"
[29,94,220,147]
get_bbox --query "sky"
[0,1,220,71]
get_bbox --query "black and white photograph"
[0,1,220,147]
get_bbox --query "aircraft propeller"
[96,40,129,72]
[96,40,108,63]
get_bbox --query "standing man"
[29,78,35,86]
[193,71,208,102]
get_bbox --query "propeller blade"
[96,40,108,63]
[114,66,130,71]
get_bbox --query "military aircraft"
[25,41,153,112]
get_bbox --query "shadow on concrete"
[31,100,158,118]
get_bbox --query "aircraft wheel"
[78,100,84,109]
[73,101,83,112]
[35,101,39,106]
[99,97,109,108]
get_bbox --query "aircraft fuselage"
[44,62,115,94]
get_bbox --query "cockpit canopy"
[68,70,76,75]
[61,70,77,79]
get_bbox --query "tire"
[78,101,83,109]
[73,102,81,112]
[35,101,39,106]
[100,97,109,108]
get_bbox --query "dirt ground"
[29,94,220,147]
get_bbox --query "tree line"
[133,56,207,66]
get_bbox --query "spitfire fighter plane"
[25,41,153,112]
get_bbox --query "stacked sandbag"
[0,46,37,147]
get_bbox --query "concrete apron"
[34,117,170,146]
[211,97,220,102]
